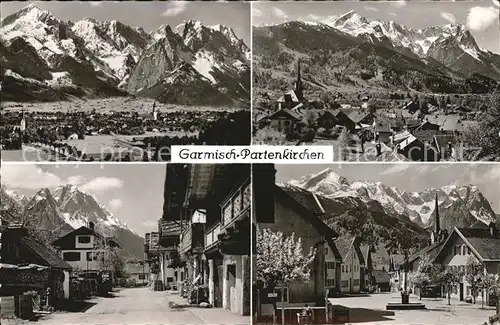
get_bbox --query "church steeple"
[434,192,440,236]
[294,60,304,102]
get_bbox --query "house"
[253,165,343,315]
[335,236,365,293]
[316,110,338,129]
[433,223,500,304]
[0,224,73,308]
[433,134,458,160]
[161,164,251,316]
[374,124,393,144]
[123,260,150,286]
[351,142,409,162]
[333,111,356,131]
[265,108,302,133]
[388,254,407,292]
[372,270,391,292]
[360,245,377,291]
[348,111,375,128]
[402,101,419,113]
[416,120,441,131]
[397,133,439,162]
[52,222,122,274]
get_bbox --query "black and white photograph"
[0,1,251,162]
[253,163,500,325]
[0,163,251,324]
[252,0,500,162]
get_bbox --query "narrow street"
[20,287,249,325]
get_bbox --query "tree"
[463,87,500,160]
[93,224,125,279]
[439,267,463,305]
[409,254,439,300]
[479,273,499,309]
[465,256,483,304]
[256,229,316,325]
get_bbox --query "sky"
[253,0,500,54]
[0,1,251,46]
[276,163,500,213]
[1,163,167,237]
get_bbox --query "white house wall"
[340,248,361,293]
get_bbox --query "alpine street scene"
[252,0,500,162]
[0,1,251,162]
[0,163,250,324]
[253,163,500,325]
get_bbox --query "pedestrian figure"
[301,304,313,325]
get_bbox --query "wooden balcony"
[220,178,251,233]
[205,223,221,250]
[179,223,204,255]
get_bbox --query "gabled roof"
[276,185,342,261]
[267,108,302,121]
[434,227,500,263]
[372,270,390,284]
[353,142,409,162]
[277,90,300,103]
[408,241,444,264]
[348,111,373,124]
[20,236,72,270]
[334,236,365,265]
[52,226,122,249]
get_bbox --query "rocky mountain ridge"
[0,184,144,260]
[288,168,498,230]
[0,4,250,105]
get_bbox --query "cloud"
[391,0,407,8]
[493,0,500,8]
[80,177,124,192]
[272,7,288,19]
[253,8,263,17]
[365,6,379,12]
[307,14,321,21]
[162,1,188,17]
[66,175,86,186]
[380,164,414,176]
[108,199,123,211]
[1,165,62,189]
[88,1,102,7]
[466,6,499,31]
[441,12,457,24]
[142,220,158,229]
[389,12,397,17]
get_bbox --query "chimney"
[284,94,293,110]
[489,222,497,237]
[376,143,381,156]
[89,221,95,231]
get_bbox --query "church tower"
[294,60,304,102]
[431,192,440,244]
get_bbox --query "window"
[63,252,81,261]
[325,247,328,255]
[139,274,145,280]
[456,245,462,255]
[461,245,466,255]
[284,120,290,126]
[78,236,91,244]
[350,265,352,272]
[467,247,471,255]
[222,203,232,225]
[326,262,335,269]
[354,279,360,286]
[326,278,335,287]
[233,193,241,217]
[242,184,251,209]
[341,280,349,288]
[167,277,174,282]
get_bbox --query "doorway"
[459,283,464,301]
[226,264,236,312]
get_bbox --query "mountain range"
[0,4,250,106]
[0,184,144,260]
[286,168,499,232]
[253,11,500,94]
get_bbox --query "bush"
[126,278,137,287]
